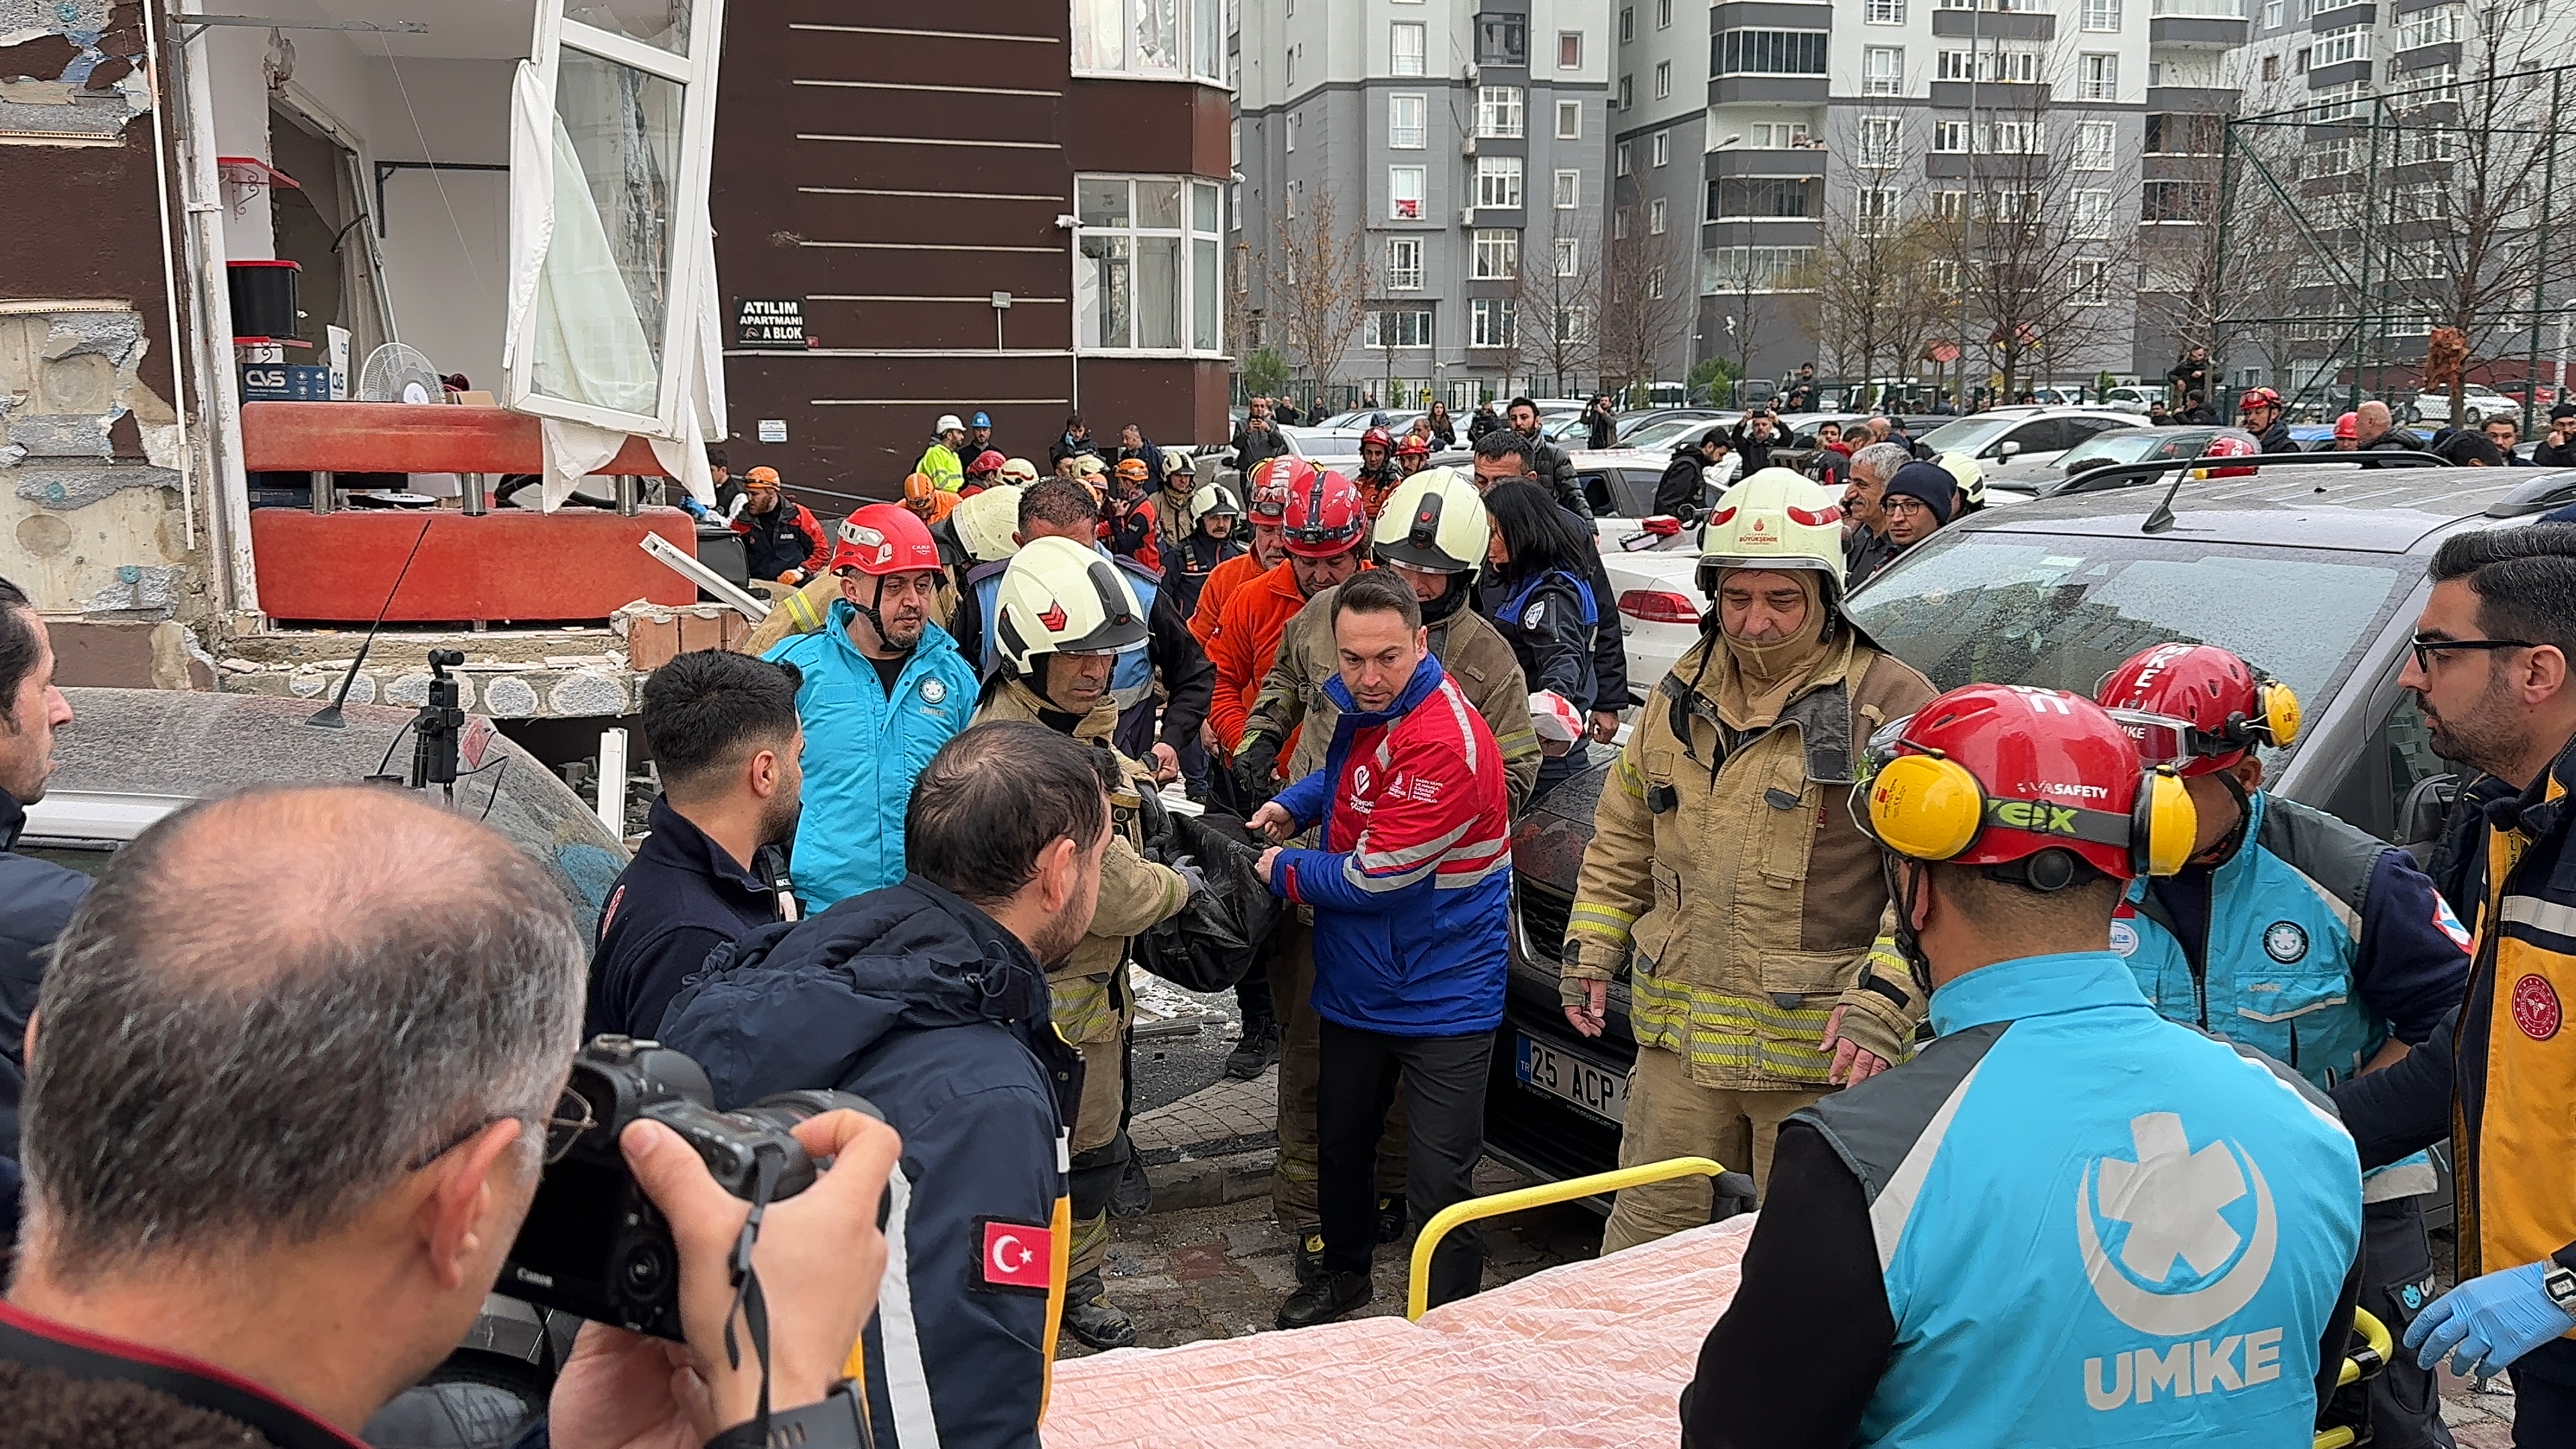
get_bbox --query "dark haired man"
[588,649,804,1040]
[1470,431,1631,744]
[661,720,1109,1449]
[2337,525,2576,1440]
[0,578,80,1240]
[1250,570,1514,1327]
[1505,396,1587,519]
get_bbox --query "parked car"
[1613,408,1726,442]
[1566,445,1737,692]
[1617,414,1742,453]
[1911,407,2143,471]
[1485,460,2575,1193]
[2102,385,2163,414]
[2414,384,2523,425]
[1975,425,2272,501]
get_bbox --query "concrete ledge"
[1144,1144,1280,1213]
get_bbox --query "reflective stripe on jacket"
[918,442,964,492]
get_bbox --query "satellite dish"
[357,343,443,405]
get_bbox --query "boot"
[1295,1230,1328,1285]
[1276,1270,1373,1330]
[1060,1271,1136,1350]
[1225,1017,1281,1079]
[1376,1195,1408,1245]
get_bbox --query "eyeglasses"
[405,1085,596,1172]
[2410,637,2536,672]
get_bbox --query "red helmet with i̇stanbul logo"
[829,502,941,576]
[1281,468,1366,558]
[2093,642,2301,778]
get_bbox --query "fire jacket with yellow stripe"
[1243,583,1542,820]
[2337,732,2576,1387]
[1564,631,1936,1088]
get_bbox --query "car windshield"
[1623,417,1712,450]
[1914,415,2024,455]
[2052,429,2167,471]
[1846,534,2417,769]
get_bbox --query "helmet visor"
[2103,708,2202,770]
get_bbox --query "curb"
[1143,1144,1279,1213]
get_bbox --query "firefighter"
[1208,470,1369,775]
[1563,468,1937,1250]
[1242,466,1542,1278]
[1394,433,1434,478]
[976,534,1193,1350]
[1353,426,1403,519]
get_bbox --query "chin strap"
[849,574,892,645]
[724,1144,787,1438]
[1881,853,1935,1002]
[2197,768,2254,868]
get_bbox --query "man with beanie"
[1859,460,1956,586]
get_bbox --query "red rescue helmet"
[1861,682,2196,883]
[1248,455,1312,519]
[2094,642,2301,777]
[2197,429,2260,478]
[1360,426,1394,453]
[1281,469,1366,558]
[830,502,942,576]
[968,449,1008,476]
[1395,434,1432,458]
[2334,411,2361,440]
[2238,386,2286,414]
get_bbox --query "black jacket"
[1571,525,1630,712]
[1047,433,1100,470]
[1843,525,1898,590]
[737,499,827,580]
[1163,533,1244,617]
[659,875,1080,1449]
[1521,431,1591,521]
[1585,407,1617,451]
[0,1305,356,1449]
[1731,421,1782,476]
[2255,417,2300,453]
[585,796,781,1040]
[1466,409,1501,443]
[1228,421,1289,472]
[2537,433,2576,468]
[0,792,89,1238]
[1654,452,1711,520]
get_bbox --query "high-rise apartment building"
[1234,0,1616,409]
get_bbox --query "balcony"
[1927,79,2049,108]
[1931,9,2055,36]
[2149,13,2249,42]
[2144,84,2239,110]
[1708,74,1829,105]
[1705,142,1829,176]
[2310,1,2375,25]
[1711,1,1833,27]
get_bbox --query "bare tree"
[1804,212,1953,407]
[1263,188,1369,394]
[1510,210,1599,395]
[1595,196,1694,398]
[2140,142,2312,408]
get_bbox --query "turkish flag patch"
[975,1217,1054,1295]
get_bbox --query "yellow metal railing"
[1406,1156,1726,1320]
[2314,1307,2393,1449]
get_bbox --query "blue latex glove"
[2406,1261,2576,1379]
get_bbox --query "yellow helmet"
[1371,468,1489,574]
[1695,467,1849,598]
[994,535,1147,674]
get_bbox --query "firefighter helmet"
[993,535,1148,674]
[1372,468,1489,574]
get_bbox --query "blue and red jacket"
[1265,653,1512,1036]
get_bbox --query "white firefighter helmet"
[1528,689,1586,744]
[1938,451,1985,508]
[949,482,1023,564]
[994,535,1148,674]
[1189,482,1243,519]
[1695,466,1849,599]
[1372,467,1489,574]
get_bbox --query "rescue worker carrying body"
[2094,642,2468,1449]
[1564,468,1938,1250]
[974,535,1195,1351]
[763,503,978,910]
[1354,427,1403,519]
[1190,459,1304,651]
[1682,683,2366,1449]
[1242,468,1542,1279]
[1211,469,1371,789]
[732,465,830,588]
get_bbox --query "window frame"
[1389,92,1428,149]
[1477,85,1527,139]
[1069,0,1230,85]
[1863,44,1905,95]
[1652,129,1671,166]
[1866,0,1907,21]
[1475,154,1526,209]
[1649,197,1668,233]
[1470,297,1518,348]
[1389,164,1428,220]
[1654,59,1672,97]
[1472,227,1521,279]
[2074,119,2116,170]
[2080,0,2122,30]
[1386,235,1426,290]
[1558,30,1582,68]
[2079,52,2118,100]
[1858,115,1902,167]
[1073,173,1227,357]
[1557,99,1582,139]
[1713,29,1829,76]
[1554,168,1580,208]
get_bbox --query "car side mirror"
[2399,773,2460,849]
[1998,440,2022,458]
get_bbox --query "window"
[1230,119,1239,166]
[1928,257,1961,293]
[1470,297,1517,347]
[1655,60,1672,97]
[2398,3,2462,50]
[1932,189,1967,220]
[2075,119,2116,169]
[1714,30,1829,75]
[2145,113,2220,154]
[1938,47,2039,82]
[1647,266,1666,300]
[1933,119,1972,152]
[1473,228,1520,278]
[1858,116,1902,166]
[1386,235,1424,290]
[1554,169,1580,207]
[2072,188,2112,237]
[2307,80,2366,121]
[2312,23,2369,66]
[1615,140,1632,176]
[1751,121,1811,147]
[1477,13,1527,64]
[1075,175,1226,354]
[1392,21,1426,74]
[2080,52,2118,99]
[2396,59,2459,95]
[1652,129,1670,166]
[1389,93,1427,148]
[2141,178,2208,221]
[1699,246,1816,292]
[1649,197,1668,232]
[1230,181,1240,228]
[1619,74,1633,108]
[1285,111,1298,150]
[1285,178,1298,218]
[1285,46,1295,83]
[1867,0,1907,21]
[1389,165,1426,219]
[1069,0,1228,84]
[1614,208,1629,239]
[1559,31,1582,68]
[1658,0,1673,25]
[2263,0,2282,21]
[1620,5,1635,40]
[1556,236,1579,275]
[2307,133,2363,176]
[1856,186,1898,234]
[2071,259,2110,305]
[1365,310,1434,347]
[1980,187,2038,220]
[1864,45,1905,94]
[1709,176,1820,219]
[1554,305,1587,345]
[2261,54,2279,80]
[1557,100,1582,139]
[1987,119,2041,152]
[1478,86,1525,137]
[2082,0,2121,26]
[1476,155,1525,208]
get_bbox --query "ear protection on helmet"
[2253,676,2301,750]
[1865,751,2199,879]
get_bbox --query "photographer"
[659,720,1108,1449]
[1229,398,1289,473]
[1,784,898,1449]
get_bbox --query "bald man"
[2353,400,2425,458]
[0,785,898,1449]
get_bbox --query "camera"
[501,1035,882,1340]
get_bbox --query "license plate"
[1515,1034,1628,1124]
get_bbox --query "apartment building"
[1234,0,1615,409]
[1620,0,2247,391]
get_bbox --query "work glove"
[1823,938,1925,1084]
[777,570,806,586]
[2407,1262,2576,1379]
[1171,853,1205,896]
[1232,735,1281,803]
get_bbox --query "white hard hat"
[935,413,966,433]
[1189,482,1242,518]
[994,535,1148,673]
[1373,468,1489,574]
[1696,467,1849,600]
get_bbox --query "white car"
[2414,384,2522,425]
[1566,448,1736,690]
[1912,407,2144,472]
[2101,386,2163,414]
